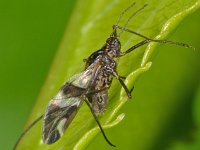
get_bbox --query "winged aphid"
[14,2,193,149]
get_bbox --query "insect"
[14,2,193,149]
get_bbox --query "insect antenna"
[111,2,136,38]
[115,2,136,27]
[84,100,116,147]
[117,4,148,38]
[13,114,44,150]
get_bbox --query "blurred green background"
[0,0,76,149]
[0,0,199,150]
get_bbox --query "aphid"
[14,2,193,149]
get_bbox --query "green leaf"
[168,85,200,150]
[16,0,200,149]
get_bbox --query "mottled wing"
[71,61,101,89]
[42,84,85,144]
[42,61,102,144]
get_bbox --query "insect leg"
[84,99,116,147]
[114,25,153,40]
[111,70,132,98]
[118,37,193,57]
[114,26,194,56]
[130,86,134,93]
[119,76,126,80]
[118,39,150,56]
[118,77,132,98]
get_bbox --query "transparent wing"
[71,61,101,89]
